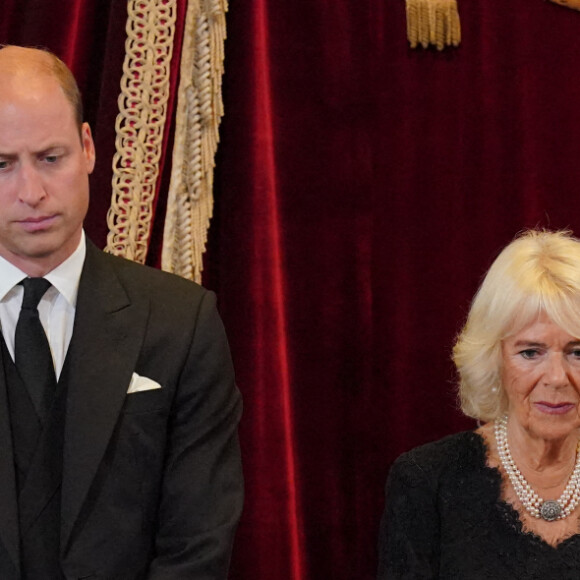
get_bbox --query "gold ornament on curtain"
[406,0,461,50]
[161,0,228,283]
[105,0,177,263]
[549,0,580,10]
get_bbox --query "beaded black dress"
[378,431,580,579]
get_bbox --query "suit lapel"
[61,244,149,552]
[0,342,19,573]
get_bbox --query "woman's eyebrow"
[512,340,546,347]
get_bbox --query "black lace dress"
[377,431,580,579]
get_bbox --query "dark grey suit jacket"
[0,242,243,579]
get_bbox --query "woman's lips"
[534,402,576,415]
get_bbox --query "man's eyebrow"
[38,145,66,155]
[0,144,65,154]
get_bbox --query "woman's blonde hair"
[454,229,580,421]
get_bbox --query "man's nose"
[18,163,47,206]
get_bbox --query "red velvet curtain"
[5,1,580,579]
[208,1,580,578]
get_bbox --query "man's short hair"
[0,45,83,130]
[47,51,84,130]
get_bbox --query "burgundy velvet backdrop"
[5,1,580,579]
[209,1,580,578]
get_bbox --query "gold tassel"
[161,0,229,283]
[406,0,461,50]
[548,0,580,11]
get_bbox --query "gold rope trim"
[406,0,461,50]
[161,0,228,283]
[105,0,177,262]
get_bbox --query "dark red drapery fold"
[209,1,377,577]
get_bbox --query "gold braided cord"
[105,0,177,262]
[161,0,228,282]
[406,0,460,50]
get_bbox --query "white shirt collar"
[0,232,86,306]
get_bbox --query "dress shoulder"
[394,430,486,482]
[379,432,484,579]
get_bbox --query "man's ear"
[81,122,96,174]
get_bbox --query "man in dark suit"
[0,45,243,579]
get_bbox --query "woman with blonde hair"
[378,230,580,579]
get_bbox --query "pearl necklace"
[494,414,580,522]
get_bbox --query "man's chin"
[1,233,79,273]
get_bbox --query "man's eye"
[570,349,580,359]
[45,155,58,163]
[520,349,540,360]
[0,160,7,170]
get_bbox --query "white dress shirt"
[0,233,86,380]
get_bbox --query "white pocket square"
[127,373,162,394]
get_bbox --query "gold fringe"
[161,0,228,283]
[406,0,461,50]
[105,0,177,263]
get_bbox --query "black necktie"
[14,278,56,422]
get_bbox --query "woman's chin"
[523,409,580,442]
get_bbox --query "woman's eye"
[520,349,539,360]
[570,349,580,359]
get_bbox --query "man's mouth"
[17,215,57,232]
